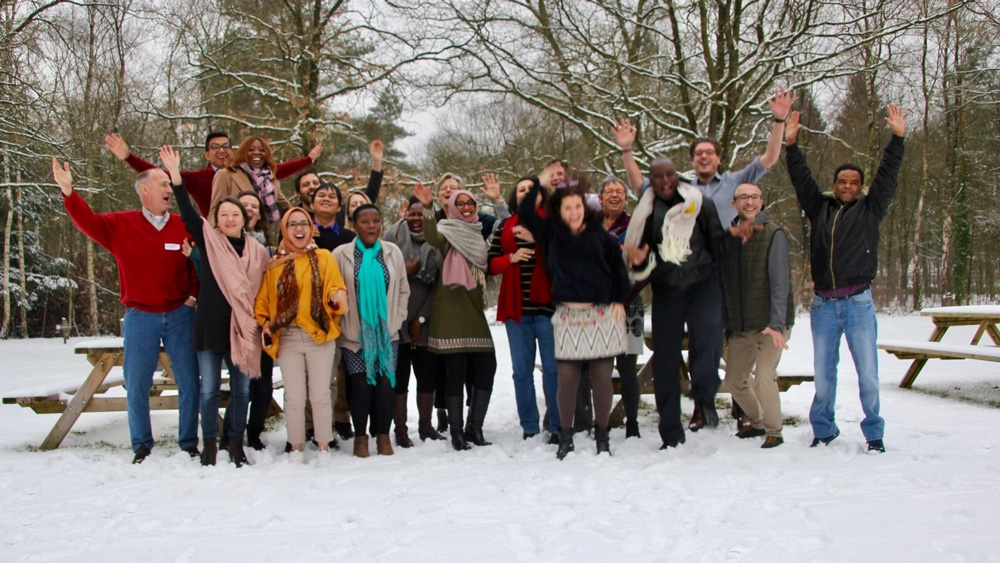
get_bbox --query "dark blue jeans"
[198,350,250,441]
[505,316,560,434]
[122,305,199,452]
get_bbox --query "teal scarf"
[355,238,395,386]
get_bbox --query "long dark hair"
[236,190,271,246]
[506,176,547,211]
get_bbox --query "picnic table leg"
[971,322,988,345]
[40,351,121,450]
[986,324,1000,346]
[898,325,948,389]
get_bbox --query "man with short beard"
[784,105,905,455]
[719,183,794,449]
[623,158,758,450]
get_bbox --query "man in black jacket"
[784,105,905,454]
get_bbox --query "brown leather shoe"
[376,434,394,456]
[688,403,704,432]
[353,435,370,458]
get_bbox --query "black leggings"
[444,352,496,398]
[558,358,614,431]
[615,353,640,423]
[348,372,394,435]
[395,345,437,395]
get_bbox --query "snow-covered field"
[2,313,999,562]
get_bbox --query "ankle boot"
[246,425,265,451]
[595,426,611,456]
[625,420,641,439]
[353,435,370,458]
[227,436,250,468]
[376,434,394,455]
[446,396,470,451]
[556,429,575,460]
[200,439,218,466]
[463,389,492,447]
[436,407,449,433]
[417,392,445,441]
[394,394,414,448]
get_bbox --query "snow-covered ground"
[1,313,999,562]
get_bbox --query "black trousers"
[615,353,640,423]
[348,371,394,435]
[444,352,496,399]
[395,344,437,395]
[651,278,723,444]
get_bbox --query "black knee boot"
[595,426,611,456]
[556,429,575,460]
[464,389,492,447]
[446,396,470,451]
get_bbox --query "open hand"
[728,221,764,243]
[769,88,796,121]
[414,181,433,207]
[612,118,636,150]
[51,158,73,196]
[623,243,650,268]
[784,111,801,145]
[308,143,323,162]
[480,173,502,203]
[885,104,905,137]
[158,145,181,181]
[762,327,789,350]
[104,133,130,161]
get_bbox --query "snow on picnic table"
[1,313,999,562]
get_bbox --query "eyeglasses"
[694,149,717,157]
[734,194,762,202]
[287,221,311,229]
[208,143,232,151]
[454,200,477,208]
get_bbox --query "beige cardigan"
[210,167,291,222]
[333,240,410,353]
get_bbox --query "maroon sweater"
[124,155,314,216]
[63,190,198,313]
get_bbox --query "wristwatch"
[418,316,426,324]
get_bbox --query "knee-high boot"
[464,388,492,447]
[446,396,470,451]
[394,393,413,448]
[418,392,445,441]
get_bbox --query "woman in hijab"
[255,207,349,465]
[413,183,496,451]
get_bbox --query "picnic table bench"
[878,305,1000,388]
[2,339,282,450]
[607,330,813,427]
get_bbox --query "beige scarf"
[624,183,702,281]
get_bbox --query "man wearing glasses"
[104,132,321,216]
[719,183,794,449]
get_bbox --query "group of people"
[52,88,905,465]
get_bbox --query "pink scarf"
[200,218,269,377]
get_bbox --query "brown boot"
[417,392,445,441]
[394,394,414,448]
[376,434,394,456]
[353,435,370,458]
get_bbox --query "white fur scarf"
[623,183,703,281]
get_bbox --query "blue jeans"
[809,289,884,441]
[505,315,560,434]
[198,349,250,441]
[123,305,199,452]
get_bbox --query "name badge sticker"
[165,243,181,251]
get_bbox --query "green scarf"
[356,238,395,386]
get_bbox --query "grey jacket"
[333,241,410,353]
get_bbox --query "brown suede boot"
[394,394,414,448]
[376,434,394,456]
[353,435,370,458]
[417,392,445,441]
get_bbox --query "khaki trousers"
[277,327,336,446]
[724,329,789,437]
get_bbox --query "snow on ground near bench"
[1,314,999,562]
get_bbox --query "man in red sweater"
[104,132,322,216]
[53,157,201,465]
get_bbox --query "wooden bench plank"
[878,341,1000,363]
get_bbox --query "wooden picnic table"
[1,339,282,450]
[879,305,1000,389]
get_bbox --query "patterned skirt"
[552,304,627,361]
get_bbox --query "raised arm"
[515,177,551,249]
[415,182,446,251]
[161,146,204,243]
[612,118,644,195]
[54,157,115,251]
[783,111,825,220]
[866,104,906,219]
[759,88,796,170]
[274,144,321,180]
[364,139,385,204]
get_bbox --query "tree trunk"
[1,153,11,339]
[910,3,933,311]
[16,168,26,337]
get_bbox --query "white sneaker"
[288,450,304,464]
[316,450,331,467]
